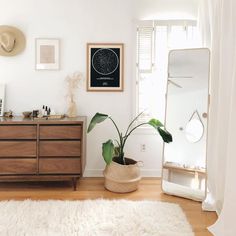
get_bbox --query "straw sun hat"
[0,25,26,56]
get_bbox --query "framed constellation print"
[87,43,124,91]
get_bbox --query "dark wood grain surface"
[40,125,82,139]
[0,125,37,139]
[39,158,81,174]
[0,159,37,174]
[0,117,86,189]
[39,141,81,157]
[0,141,37,157]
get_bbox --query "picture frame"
[87,43,124,91]
[35,38,60,70]
[0,84,5,116]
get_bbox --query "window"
[137,26,154,72]
[136,20,201,123]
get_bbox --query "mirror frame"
[161,48,211,201]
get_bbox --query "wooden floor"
[0,177,217,236]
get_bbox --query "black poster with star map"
[89,47,121,89]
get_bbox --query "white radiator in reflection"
[0,84,5,116]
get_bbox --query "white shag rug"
[0,199,194,236]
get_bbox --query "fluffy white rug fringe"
[0,199,193,236]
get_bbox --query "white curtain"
[199,0,236,235]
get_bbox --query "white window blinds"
[137,27,154,72]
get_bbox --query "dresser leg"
[72,177,77,191]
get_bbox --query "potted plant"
[87,112,172,193]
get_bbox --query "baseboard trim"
[83,168,162,177]
[141,169,162,177]
[83,169,104,177]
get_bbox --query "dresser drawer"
[0,125,37,139]
[0,159,37,175]
[39,158,81,174]
[0,141,37,157]
[39,141,81,156]
[40,125,82,139]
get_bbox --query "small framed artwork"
[35,38,60,70]
[0,84,5,116]
[87,43,124,91]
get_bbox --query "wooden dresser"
[0,116,86,190]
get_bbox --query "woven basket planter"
[103,157,141,193]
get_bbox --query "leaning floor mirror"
[162,48,210,201]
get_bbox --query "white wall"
[0,0,198,177]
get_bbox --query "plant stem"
[109,117,122,142]
[109,117,125,164]
[122,122,148,149]
[124,111,145,138]
[120,132,125,165]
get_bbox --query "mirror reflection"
[185,118,204,143]
[162,48,210,201]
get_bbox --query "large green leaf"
[157,127,173,143]
[87,113,109,133]
[102,140,114,165]
[148,118,164,128]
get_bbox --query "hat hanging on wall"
[0,25,26,56]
